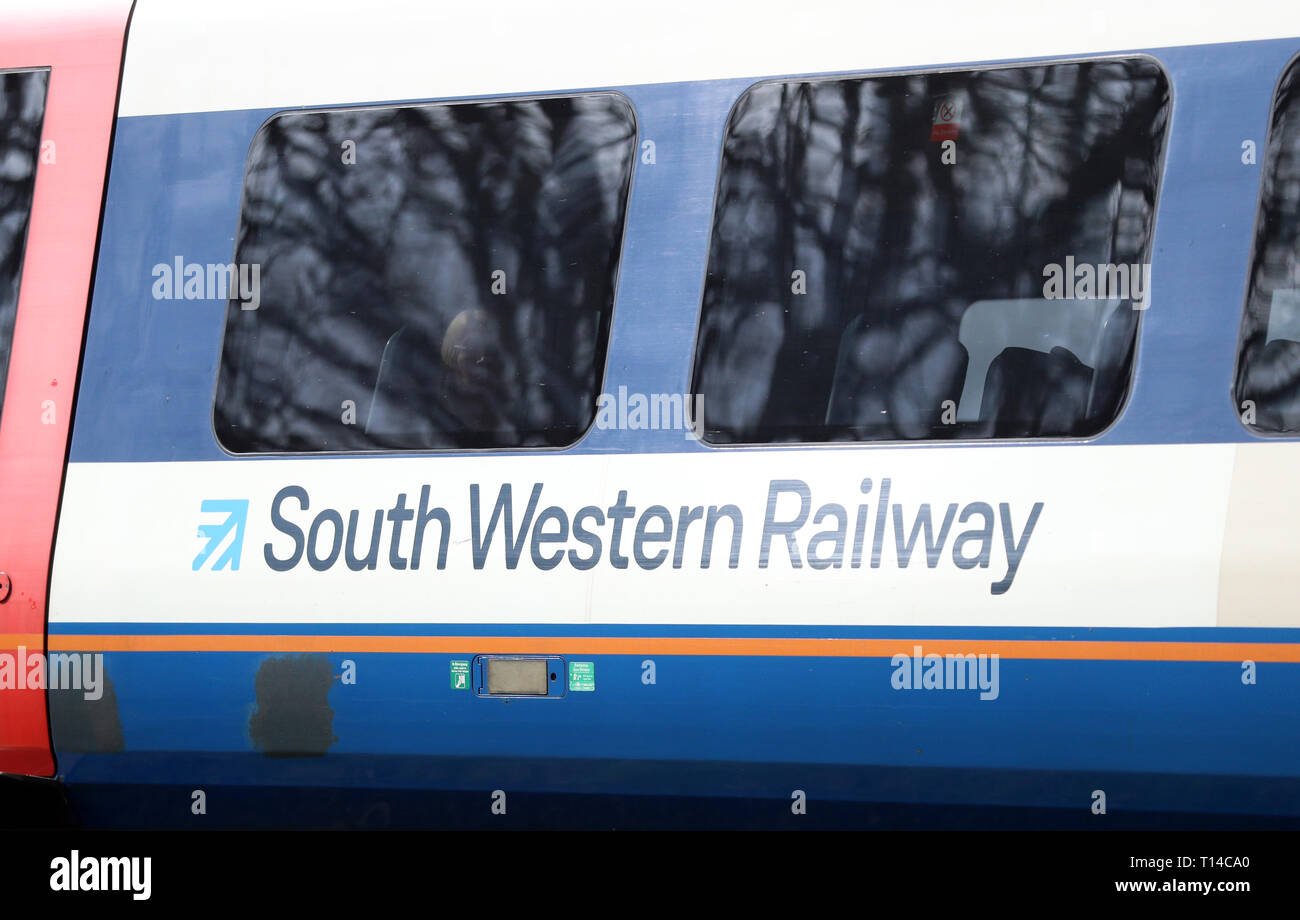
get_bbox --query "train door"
[0,2,130,776]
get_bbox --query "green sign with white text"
[450,660,470,690]
[568,661,595,692]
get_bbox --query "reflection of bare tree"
[0,69,47,416]
[215,94,636,452]
[696,60,1169,442]
[1237,61,1300,431]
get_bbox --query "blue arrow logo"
[193,499,250,571]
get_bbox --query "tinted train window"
[1236,57,1300,433]
[693,59,1169,443]
[214,93,636,452]
[0,68,48,425]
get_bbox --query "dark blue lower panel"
[53,754,1300,829]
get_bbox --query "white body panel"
[118,0,1300,117]
[51,444,1237,627]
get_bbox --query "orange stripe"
[1,633,1295,662]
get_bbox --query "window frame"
[208,88,640,457]
[687,54,1174,449]
[1231,49,1300,439]
[0,65,51,433]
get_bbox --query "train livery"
[3,0,1300,826]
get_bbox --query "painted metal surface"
[0,0,130,777]
[6,0,1299,822]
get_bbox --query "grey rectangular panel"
[486,659,548,695]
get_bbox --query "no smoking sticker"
[931,97,961,142]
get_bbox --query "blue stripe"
[69,38,1300,463]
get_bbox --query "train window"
[213,93,636,452]
[0,68,48,425]
[1235,56,1300,434]
[692,58,1170,443]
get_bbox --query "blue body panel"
[70,40,1300,463]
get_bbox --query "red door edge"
[0,0,133,777]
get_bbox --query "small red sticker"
[931,97,960,142]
